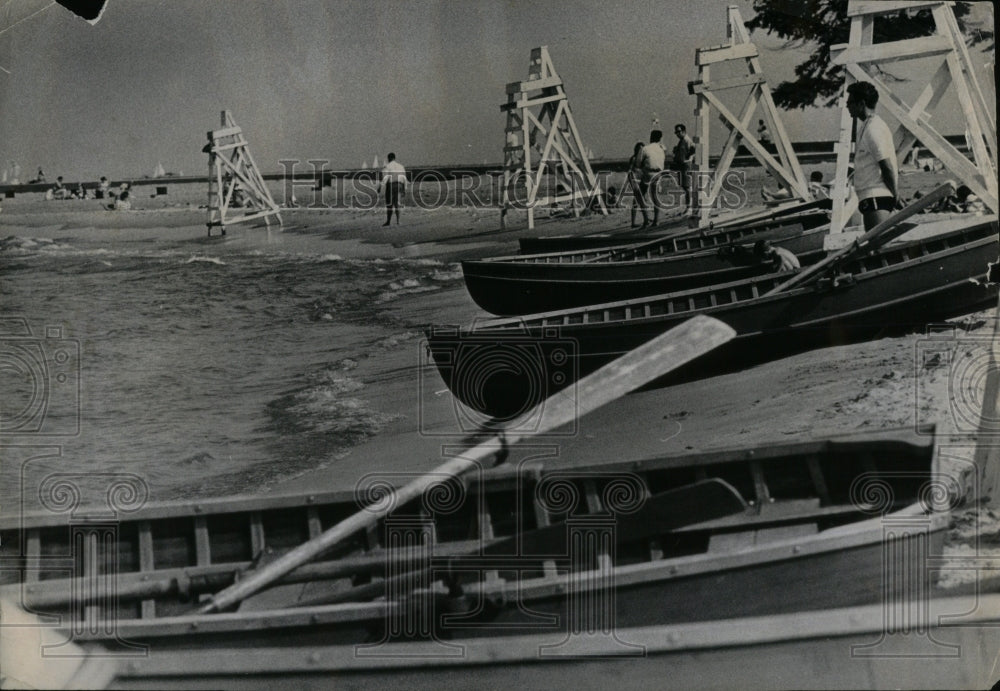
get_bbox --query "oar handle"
[197,315,736,614]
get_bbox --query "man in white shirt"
[380,152,406,226]
[846,81,898,230]
[638,130,667,228]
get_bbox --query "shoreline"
[2,167,993,499]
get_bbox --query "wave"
[184,255,227,265]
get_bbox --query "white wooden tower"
[500,47,606,230]
[689,5,811,223]
[829,0,997,233]
[205,111,282,236]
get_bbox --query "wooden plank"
[939,5,997,138]
[194,517,211,565]
[208,125,243,140]
[583,479,602,513]
[24,529,40,582]
[506,75,563,94]
[500,93,565,112]
[894,61,951,158]
[697,42,758,65]
[530,481,559,578]
[832,35,953,66]
[693,62,713,220]
[688,73,765,94]
[807,457,832,506]
[943,48,996,193]
[246,512,266,557]
[478,492,500,584]
[750,460,770,505]
[138,521,156,619]
[306,508,322,540]
[848,0,945,17]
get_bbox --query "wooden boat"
[103,593,1000,689]
[429,217,997,419]
[517,199,831,255]
[463,224,831,315]
[0,428,956,672]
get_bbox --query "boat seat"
[707,523,818,553]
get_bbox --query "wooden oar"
[197,315,737,614]
[761,181,956,297]
[296,478,748,607]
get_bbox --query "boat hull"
[106,594,1000,690]
[464,227,829,315]
[429,220,997,419]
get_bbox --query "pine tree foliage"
[744,1,994,109]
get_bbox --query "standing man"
[638,130,666,228]
[671,124,696,211]
[380,152,406,226]
[846,81,898,230]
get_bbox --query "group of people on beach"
[625,124,697,229]
[617,80,968,235]
[42,174,124,205]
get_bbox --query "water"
[0,233,466,509]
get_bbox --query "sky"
[0,0,994,180]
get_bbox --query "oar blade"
[520,315,736,441]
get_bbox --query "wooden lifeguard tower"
[829,0,997,234]
[205,111,282,236]
[500,46,606,230]
[689,6,811,224]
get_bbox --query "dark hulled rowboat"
[0,428,954,662]
[517,200,831,255]
[464,224,831,315]
[429,218,997,420]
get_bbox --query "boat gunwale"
[485,222,831,266]
[1,429,935,528]
[114,591,1000,676]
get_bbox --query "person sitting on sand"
[754,239,800,273]
[74,183,87,199]
[96,176,110,199]
[918,184,984,215]
[51,176,67,200]
[762,171,829,203]
[112,190,131,211]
